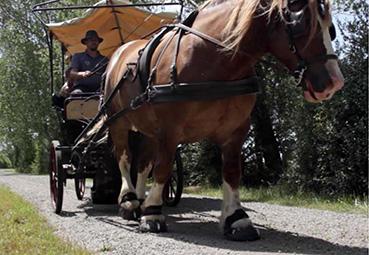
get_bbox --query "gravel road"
[0,169,367,255]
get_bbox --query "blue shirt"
[71,51,109,92]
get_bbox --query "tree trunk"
[251,91,283,185]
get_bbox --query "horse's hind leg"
[217,121,260,241]
[131,133,157,204]
[110,124,140,220]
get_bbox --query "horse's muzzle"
[304,75,344,103]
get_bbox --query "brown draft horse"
[104,0,344,241]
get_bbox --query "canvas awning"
[46,0,176,57]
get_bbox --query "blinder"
[285,0,336,41]
[317,0,337,41]
[329,24,336,41]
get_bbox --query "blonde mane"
[200,0,332,52]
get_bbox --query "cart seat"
[64,94,100,120]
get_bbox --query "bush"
[0,153,12,168]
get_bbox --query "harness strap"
[105,104,136,126]
[148,77,260,103]
[170,23,229,50]
[148,29,178,87]
[138,26,175,91]
[170,28,184,86]
[306,54,338,65]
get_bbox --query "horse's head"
[268,0,344,102]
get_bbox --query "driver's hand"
[81,70,92,78]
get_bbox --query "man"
[69,30,109,94]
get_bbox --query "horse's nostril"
[326,93,330,98]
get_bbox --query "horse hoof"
[118,192,141,221]
[224,223,260,241]
[139,219,167,233]
[119,206,141,221]
[223,208,260,241]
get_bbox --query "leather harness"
[136,11,260,104]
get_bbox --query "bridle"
[283,0,338,86]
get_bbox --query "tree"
[0,0,94,173]
[0,0,52,172]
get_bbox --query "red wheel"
[49,140,64,214]
[163,148,184,207]
[74,177,85,200]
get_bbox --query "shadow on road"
[164,216,367,255]
[59,196,367,255]
[162,197,367,255]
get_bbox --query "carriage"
[32,0,187,214]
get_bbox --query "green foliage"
[0,153,11,168]
[185,185,368,214]
[323,0,368,196]
[0,0,93,173]
[30,138,49,174]
[181,141,222,186]
[0,0,56,173]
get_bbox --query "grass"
[184,185,368,214]
[0,185,91,255]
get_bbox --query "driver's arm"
[70,69,92,80]
[69,54,92,80]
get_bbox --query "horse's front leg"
[139,139,176,233]
[110,125,140,221]
[218,125,260,241]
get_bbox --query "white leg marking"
[220,181,253,231]
[143,182,164,208]
[141,182,165,222]
[220,181,241,227]
[118,151,138,210]
[221,182,255,231]
[136,162,153,200]
[141,214,165,222]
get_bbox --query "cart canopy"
[46,0,176,57]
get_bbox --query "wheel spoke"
[169,182,176,199]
